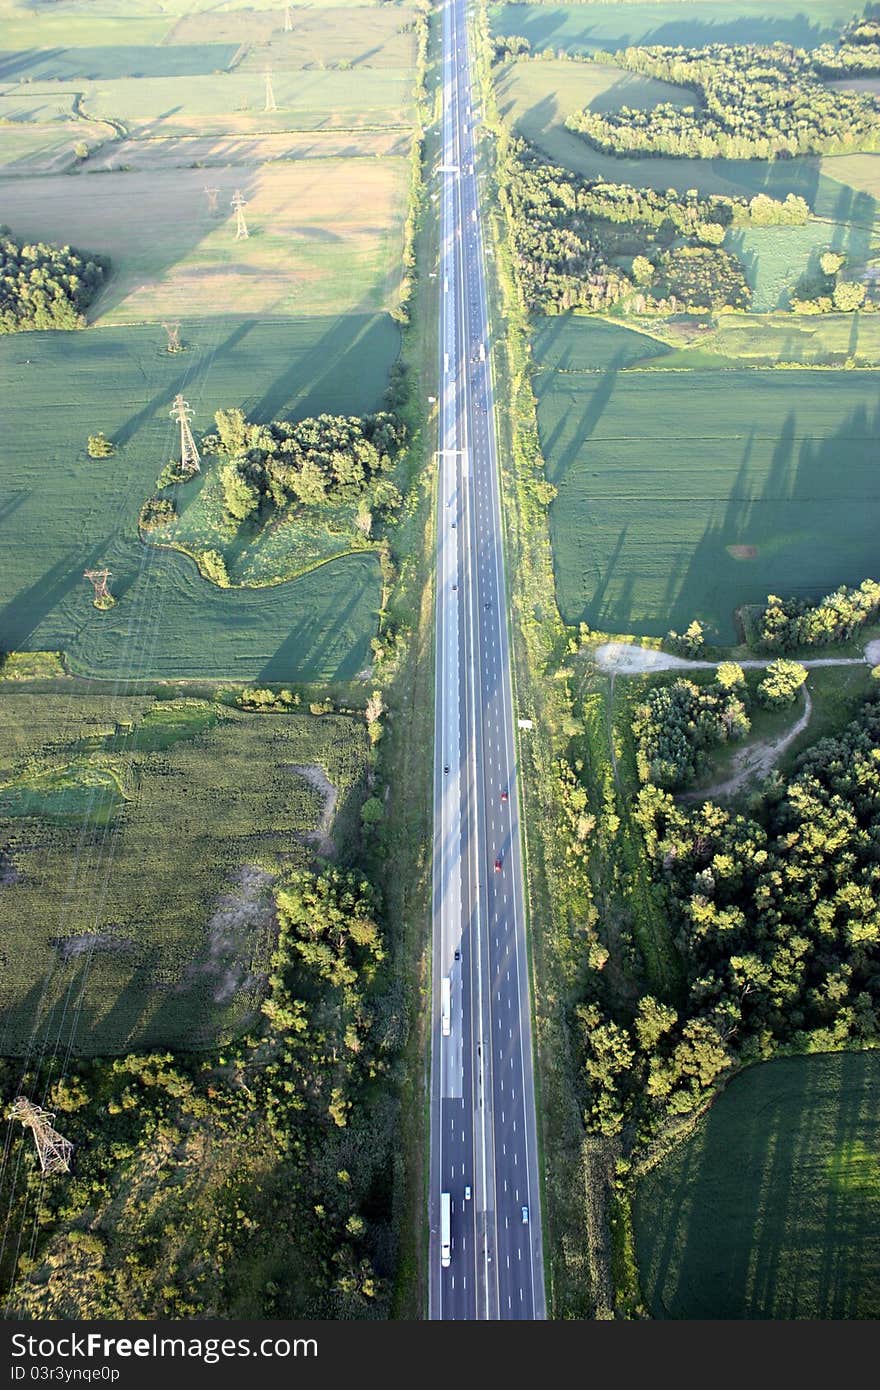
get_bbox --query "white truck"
[441,1192,451,1268]
[441,976,451,1037]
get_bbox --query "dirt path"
[680,688,813,804]
[287,764,337,857]
[595,641,875,675]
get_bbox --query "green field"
[0,692,369,1054]
[489,2,867,52]
[634,1053,880,1318]
[0,318,398,680]
[496,57,880,222]
[0,44,239,82]
[533,317,880,642]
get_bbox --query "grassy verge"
[371,0,436,1320]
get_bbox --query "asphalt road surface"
[428,0,546,1322]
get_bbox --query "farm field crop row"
[0,160,410,322]
[634,1052,880,1318]
[0,318,397,681]
[534,318,880,643]
[488,1,868,54]
[81,129,411,172]
[0,691,369,1054]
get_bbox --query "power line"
[8,1100,72,1176]
[231,189,249,240]
[203,185,220,215]
[162,321,182,353]
[284,6,293,33]
[264,68,277,113]
[170,394,201,475]
[83,568,114,608]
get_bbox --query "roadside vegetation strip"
[634,1052,880,1319]
[0,693,369,1056]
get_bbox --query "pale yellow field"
[0,160,410,321]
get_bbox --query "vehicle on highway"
[444,764,449,774]
[521,1206,529,1224]
[441,1192,451,1268]
[464,1186,471,1201]
[454,948,460,960]
[501,790,508,802]
[494,857,502,873]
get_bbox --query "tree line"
[564,41,880,160]
[0,229,108,333]
[753,578,880,651]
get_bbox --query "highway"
[428,0,546,1321]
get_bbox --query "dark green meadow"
[634,1052,880,1318]
[489,2,864,53]
[534,318,880,643]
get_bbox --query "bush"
[757,659,808,708]
[139,497,176,531]
[198,549,229,587]
[87,432,115,459]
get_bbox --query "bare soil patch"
[286,763,338,857]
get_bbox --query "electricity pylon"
[231,189,249,240]
[9,1099,73,1175]
[83,568,113,605]
[162,321,181,353]
[170,394,200,475]
[264,68,277,112]
[284,7,293,33]
[203,185,220,215]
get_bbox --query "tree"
[833,279,866,311]
[820,250,845,276]
[87,432,115,458]
[716,661,745,689]
[632,254,654,285]
[757,659,807,708]
[219,461,260,524]
[360,796,384,826]
[634,996,678,1051]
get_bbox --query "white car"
[464,1186,471,1201]
[521,1206,529,1224]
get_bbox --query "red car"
[500,790,508,803]
[494,857,502,873]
